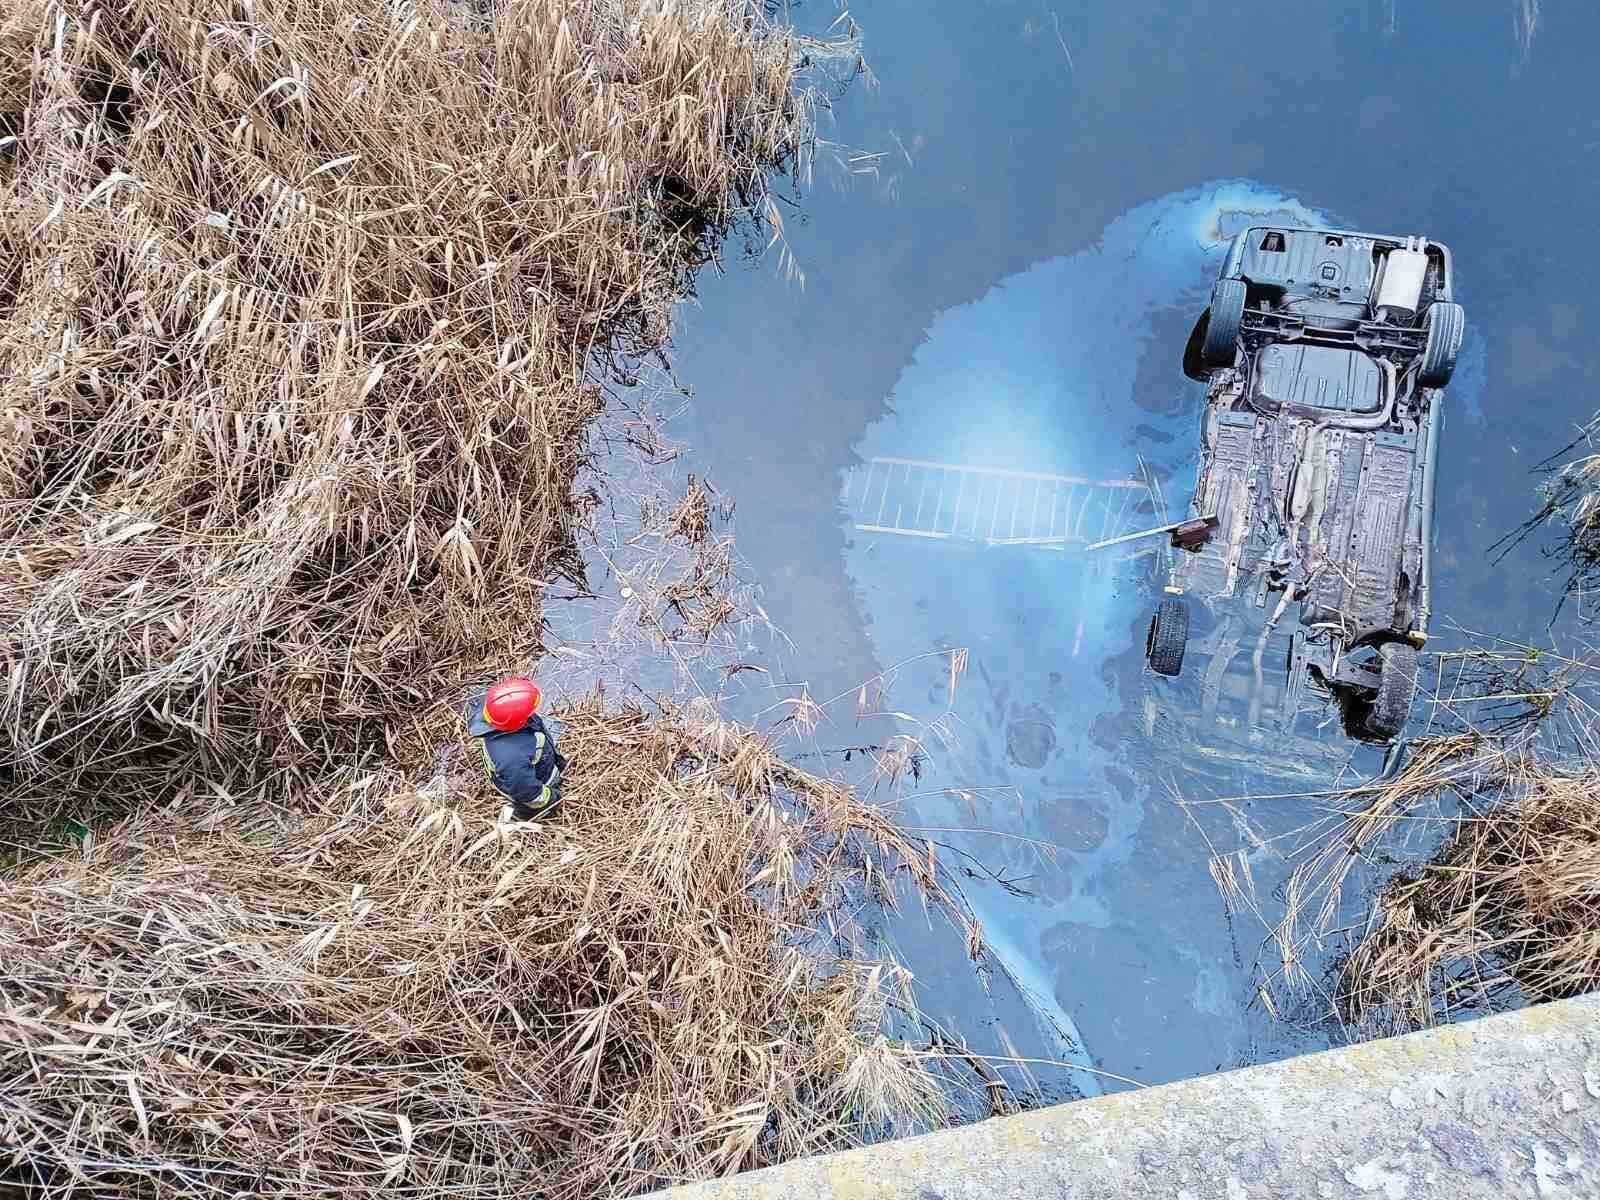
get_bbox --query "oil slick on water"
[842,180,1487,1092]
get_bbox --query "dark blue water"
[580,0,1600,1105]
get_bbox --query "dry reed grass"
[1196,636,1600,1038]
[1494,410,1600,620]
[0,1,992,1189]
[0,0,827,826]
[1338,740,1600,1032]
[1546,415,1600,610]
[1,699,980,1198]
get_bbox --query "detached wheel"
[1201,278,1246,366]
[1146,597,1189,677]
[1419,302,1464,388]
[1362,642,1418,741]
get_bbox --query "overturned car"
[1147,226,1464,742]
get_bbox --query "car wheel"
[1362,642,1419,741]
[1182,312,1211,381]
[1418,302,1464,388]
[1201,279,1246,366]
[1146,596,1189,677]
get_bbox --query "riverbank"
[0,0,814,830]
[1,701,984,1197]
[1340,730,1600,1029]
[0,1,993,1193]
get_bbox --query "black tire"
[1182,312,1211,381]
[1363,642,1418,741]
[1201,279,1246,366]
[1146,597,1189,677]
[1418,302,1464,388]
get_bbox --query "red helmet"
[482,676,541,732]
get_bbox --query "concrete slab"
[647,993,1600,1200]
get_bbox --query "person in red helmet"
[465,675,566,821]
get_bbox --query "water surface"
[660,0,1600,1098]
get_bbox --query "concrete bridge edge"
[647,993,1600,1200]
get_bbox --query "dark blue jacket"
[465,705,566,816]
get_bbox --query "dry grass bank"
[1,701,977,1197]
[0,1,1000,1191]
[1338,737,1600,1031]
[1199,637,1600,1039]
[0,0,818,825]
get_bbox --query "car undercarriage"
[1147,226,1464,742]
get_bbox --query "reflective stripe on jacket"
[467,710,566,808]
